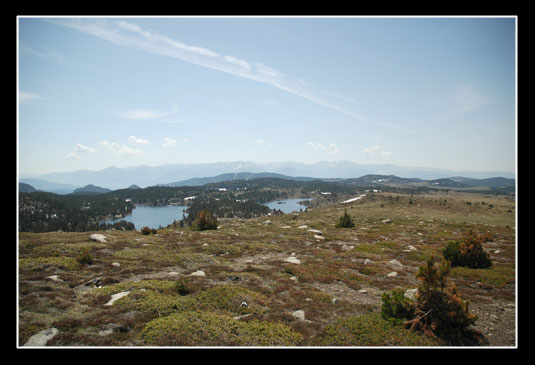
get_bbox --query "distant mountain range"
[19,182,39,193]
[19,172,515,197]
[19,161,515,192]
[18,178,79,195]
[159,172,317,187]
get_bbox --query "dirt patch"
[470,300,516,347]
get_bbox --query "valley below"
[17,189,516,347]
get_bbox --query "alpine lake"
[104,198,312,229]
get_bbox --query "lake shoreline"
[101,204,189,230]
[101,198,314,229]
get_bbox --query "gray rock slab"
[284,256,301,264]
[104,291,130,306]
[23,328,59,346]
[189,270,206,277]
[89,233,107,243]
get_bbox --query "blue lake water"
[263,198,312,213]
[103,205,188,229]
[103,198,311,229]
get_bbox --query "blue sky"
[17,16,516,175]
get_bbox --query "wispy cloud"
[76,143,96,153]
[306,141,341,155]
[19,42,69,64]
[363,145,391,158]
[99,140,145,156]
[66,152,79,160]
[162,137,177,147]
[128,136,149,145]
[65,143,96,160]
[50,18,366,121]
[117,105,178,120]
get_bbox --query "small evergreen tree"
[443,232,492,269]
[192,210,218,231]
[335,210,355,228]
[141,226,151,235]
[76,249,94,265]
[382,256,487,345]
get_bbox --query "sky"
[17,16,517,176]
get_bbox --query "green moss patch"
[32,242,107,256]
[192,284,268,315]
[141,310,303,346]
[352,243,389,255]
[194,243,242,256]
[96,279,178,295]
[112,248,211,267]
[450,264,515,287]
[19,256,80,270]
[106,282,268,317]
[316,312,440,346]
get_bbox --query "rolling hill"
[72,184,112,195]
[33,161,515,190]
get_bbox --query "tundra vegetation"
[18,189,515,347]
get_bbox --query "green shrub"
[141,226,151,235]
[174,278,193,296]
[150,228,157,234]
[381,288,415,325]
[317,312,439,346]
[115,289,189,317]
[192,210,218,231]
[192,285,267,315]
[112,284,268,317]
[443,232,492,269]
[76,249,93,265]
[335,210,355,228]
[142,311,303,346]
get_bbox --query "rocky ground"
[18,191,516,347]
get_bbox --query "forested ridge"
[18,176,511,233]
[19,178,357,232]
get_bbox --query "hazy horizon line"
[18,159,516,178]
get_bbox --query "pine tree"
[381,256,487,345]
[443,232,492,269]
[192,210,218,231]
[335,210,355,228]
[406,257,485,345]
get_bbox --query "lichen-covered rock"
[104,291,130,306]
[189,270,206,277]
[23,328,59,346]
[284,256,301,264]
[89,233,107,243]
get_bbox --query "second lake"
[104,198,312,229]
[103,205,188,229]
[263,198,312,214]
